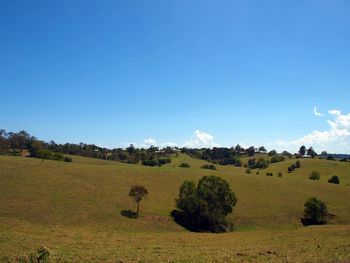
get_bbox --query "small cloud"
[329,109,341,116]
[313,107,324,117]
[144,138,157,147]
[272,109,350,153]
[183,130,219,148]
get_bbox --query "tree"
[258,146,266,152]
[307,147,317,158]
[173,175,237,232]
[299,146,306,156]
[328,175,340,184]
[309,171,320,180]
[129,185,148,214]
[8,130,30,155]
[246,146,255,156]
[268,150,277,156]
[295,160,301,168]
[303,197,328,225]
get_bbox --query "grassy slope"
[1,154,350,262]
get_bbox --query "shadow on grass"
[120,210,138,219]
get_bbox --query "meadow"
[1,154,350,262]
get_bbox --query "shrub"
[309,171,320,180]
[172,175,237,232]
[64,157,72,162]
[179,162,190,168]
[266,172,273,176]
[295,160,301,168]
[201,164,217,170]
[328,175,340,184]
[268,150,277,156]
[278,172,283,177]
[288,166,294,173]
[158,157,171,166]
[270,154,285,163]
[303,197,328,225]
[245,168,251,174]
[248,158,269,169]
[29,247,50,263]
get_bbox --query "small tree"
[179,162,190,168]
[278,172,283,177]
[328,175,340,184]
[303,197,328,225]
[129,185,148,214]
[309,171,320,180]
[295,160,301,168]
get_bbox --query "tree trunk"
[136,202,140,214]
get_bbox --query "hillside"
[1,154,350,262]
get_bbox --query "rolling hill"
[1,153,350,262]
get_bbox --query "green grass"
[1,154,350,262]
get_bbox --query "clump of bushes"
[171,175,237,232]
[278,172,283,177]
[266,172,273,176]
[288,160,301,173]
[179,162,190,168]
[328,175,340,184]
[245,168,251,174]
[201,164,217,170]
[309,171,320,180]
[248,158,269,169]
[302,197,328,225]
[270,154,285,163]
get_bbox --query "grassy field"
[1,154,350,262]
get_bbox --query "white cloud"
[183,130,219,148]
[272,109,350,153]
[313,107,324,117]
[143,138,157,147]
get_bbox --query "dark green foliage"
[299,146,306,156]
[288,166,293,173]
[327,155,335,161]
[184,147,242,166]
[278,172,283,177]
[29,247,50,263]
[295,160,301,168]
[303,197,328,225]
[201,164,217,170]
[307,147,317,158]
[266,172,273,176]
[157,157,171,166]
[64,157,72,162]
[270,154,285,163]
[129,185,148,214]
[248,158,269,169]
[309,171,320,180]
[268,150,277,156]
[328,175,340,184]
[245,168,251,174]
[246,146,256,156]
[172,175,237,232]
[179,162,190,168]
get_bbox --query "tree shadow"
[120,209,138,219]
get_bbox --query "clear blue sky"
[1,1,350,152]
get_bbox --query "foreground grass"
[1,154,350,262]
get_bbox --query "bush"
[245,168,251,174]
[295,160,301,168]
[288,166,294,173]
[29,247,50,263]
[266,172,273,176]
[172,175,237,232]
[278,172,283,177]
[158,157,171,166]
[201,164,217,170]
[309,171,320,180]
[328,175,340,184]
[248,158,269,169]
[270,154,285,163]
[64,156,72,162]
[303,197,328,225]
[268,150,277,156]
[179,162,190,168]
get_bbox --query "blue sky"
[1,0,350,153]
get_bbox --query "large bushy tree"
[303,197,328,225]
[173,175,237,232]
